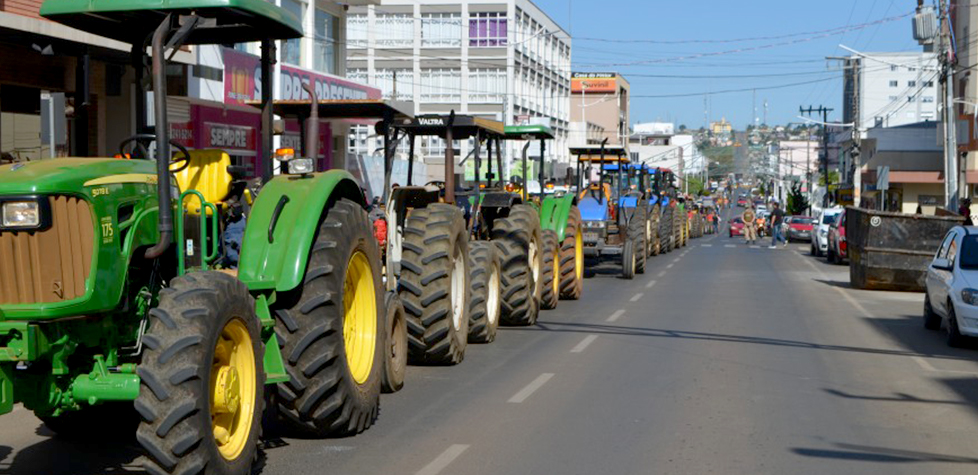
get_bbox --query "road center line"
[673,258,681,263]
[415,445,470,475]
[630,292,644,302]
[657,271,667,277]
[666,263,674,269]
[606,309,625,322]
[571,335,598,353]
[508,373,555,403]
[701,244,713,247]
[646,279,657,289]
[724,244,736,248]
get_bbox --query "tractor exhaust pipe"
[302,82,318,166]
[145,15,174,260]
[521,141,531,203]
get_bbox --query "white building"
[345,0,572,183]
[842,52,939,132]
[629,126,704,188]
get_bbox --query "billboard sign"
[571,72,618,93]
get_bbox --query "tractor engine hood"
[0,159,158,195]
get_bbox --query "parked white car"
[810,208,843,257]
[924,226,978,347]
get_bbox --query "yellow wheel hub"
[343,251,377,385]
[552,248,560,296]
[574,231,584,280]
[210,318,256,461]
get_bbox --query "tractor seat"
[170,149,234,215]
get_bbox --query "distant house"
[859,121,943,213]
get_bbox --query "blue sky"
[533,0,921,129]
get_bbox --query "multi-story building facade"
[842,52,939,132]
[345,0,572,183]
[569,72,629,148]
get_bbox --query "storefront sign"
[203,123,256,155]
[170,122,195,148]
[280,64,381,102]
[223,48,262,105]
[571,72,618,93]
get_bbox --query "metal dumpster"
[846,207,964,291]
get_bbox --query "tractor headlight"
[287,158,314,175]
[2,201,40,228]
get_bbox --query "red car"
[826,212,847,264]
[785,215,815,242]
[737,198,747,207]
[728,216,745,237]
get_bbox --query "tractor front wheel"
[272,198,384,437]
[559,206,584,300]
[494,204,543,326]
[541,230,560,310]
[136,271,264,475]
[382,292,407,393]
[468,241,502,343]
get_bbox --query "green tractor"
[504,125,584,305]
[383,114,543,353]
[1,1,386,473]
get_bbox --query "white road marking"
[571,335,599,353]
[911,356,978,374]
[508,373,555,403]
[657,271,667,277]
[415,445,470,475]
[666,263,674,269]
[646,279,657,289]
[672,258,681,263]
[701,244,713,247]
[606,309,626,322]
[630,292,644,302]
[749,245,761,249]
[724,244,736,248]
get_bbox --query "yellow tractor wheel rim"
[574,231,584,280]
[343,251,378,385]
[210,318,257,461]
[552,248,560,297]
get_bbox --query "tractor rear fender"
[238,170,367,293]
[540,194,577,241]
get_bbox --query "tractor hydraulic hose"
[145,15,174,260]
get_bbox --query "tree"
[679,124,687,131]
[787,182,808,215]
[817,170,840,186]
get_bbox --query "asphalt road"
[5,207,978,474]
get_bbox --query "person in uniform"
[742,206,757,245]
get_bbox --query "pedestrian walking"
[959,198,974,226]
[769,202,787,249]
[742,207,757,245]
[711,211,719,234]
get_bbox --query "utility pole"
[937,0,959,211]
[800,105,834,208]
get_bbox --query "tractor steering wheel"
[119,134,192,173]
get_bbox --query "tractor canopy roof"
[570,145,629,163]
[503,124,554,140]
[39,0,302,45]
[394,114,504,139]
[256,99,414,120]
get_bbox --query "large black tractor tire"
[647,205,660,257]
[493,204,543,326]
[271,198,384,437]
[660,207,674,253]
[468,241,502,344]
[627,210,647,275]
[136,271,264,475]
[622,239,636,280]
[382,292,407,393]
[399,203,470,364]
[559,206,584,300]
[541,229,560,310]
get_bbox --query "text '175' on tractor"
[503,124,585,307]
[378,113,544,364]
[571,141,647,279]
[0,1,389,473]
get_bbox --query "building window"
[348,14,368,47]
[377,14,414,48]
[422,13,462,47]
[468,68,506,103]
[888,95,898,101]
[281,0,305,66]
[890,65,898,71]
[889,80,898,87]
[469,12,507,47]
[423,137,459,156]
[907,96,916,102]
[922,96,935,103]
[314,9,339,74]
[348,124,370,155]
[924,80,934,87]
[347,68,367,84]
[908,80,916,87]
[421,69,461,102]
[376,69,414,101]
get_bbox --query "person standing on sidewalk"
[742,206,757,245]
[769,202,787,249]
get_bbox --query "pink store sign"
[279,64,381,101]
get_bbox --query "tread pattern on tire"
[381,292,407,393]
[468,241,500,343]
[493,204,542,326]
[627,205,648,275]
[399,203,469,364]
[136,271,264,475]
[558,206,583,300]
[540,229,559,310]
[272,198,384,437]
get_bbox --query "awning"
[863,170,945,184]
